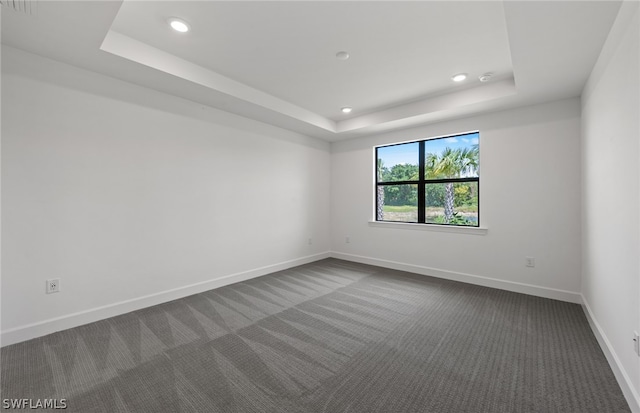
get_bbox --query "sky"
[377,132,479,167]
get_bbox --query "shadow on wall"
[2,47,329,151]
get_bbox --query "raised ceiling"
[109,1,514,121]
[1,1,623,141]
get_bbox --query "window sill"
[368,221,488,235]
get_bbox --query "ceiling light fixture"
[341,107,353,114]
[168,18,190,33]
[479,72,493,82]
[336,51,350,60]
[452,73,467,82]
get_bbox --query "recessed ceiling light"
[168,18,190,33]
[336,51,350,60]
[452,73,467,82]
[341,107,353,114]
[479,72,493,82]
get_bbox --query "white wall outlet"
[308,238,313,245]
[525,257,535,267]
[345,236,350,244]
[634,332,639,356]
[46,278,60,294]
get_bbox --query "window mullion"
[418,141,425,223]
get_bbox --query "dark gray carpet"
[1,259,630,412]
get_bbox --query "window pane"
[377,184,418,222]
[425,181,478,226]
[377,142,419,183]
[425,133,479,179]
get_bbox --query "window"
[376,131,479,227]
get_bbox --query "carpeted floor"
[1,258,630,412]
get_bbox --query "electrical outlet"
[525,257,535,267]
[345,236,350,244]
[634,332,639,356]
[308,238,313,245]
[46,278,60,294]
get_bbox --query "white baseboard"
[330,251,582,304]
[1,252,331,347]
[581,295,640,413]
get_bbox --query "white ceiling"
[1,1,623,141]
[109,1,514,121]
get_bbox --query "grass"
[382,205,478,225]
[382,205,417,213]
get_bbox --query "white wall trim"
[368,220,488,235]
[0,252,331,347]
[581,295,640,413]
[331,251,581,304]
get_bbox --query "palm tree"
[426,146,478,223]
[376,158,385,220]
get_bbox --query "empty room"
[1,1,639,412]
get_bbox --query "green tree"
[426,146,478,223]
[377,158,385,220]
[386,163,419,182]
[426,184,445,207]
[383,163,418,206]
